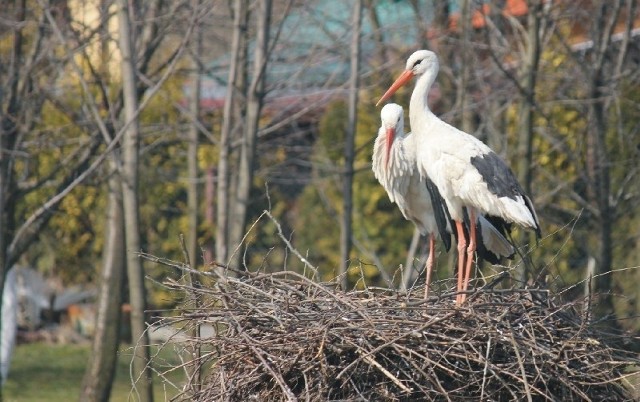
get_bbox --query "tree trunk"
[516,0,541,196]
[184,19,203,397]
[229,0,272,271]
[586,1,621,322]
[204,167,216,264]
[515,0,542,283]
[456,0,473,133]
[216,0,248,267]
[0,1,25,393]
[0,80,10,402]
[589,74,614,319]
[339,0,362,290]
[187,28,202,269]
[364,0,387,67]
[80,172,125,402]
[117,1,154,400]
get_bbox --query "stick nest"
[159,270,638,401]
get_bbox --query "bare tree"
[187,15,203,269]
[117,1,154,399]
[80,174,125,402]
[229,0,273,270]
[364,0,388,68]
[0,2,101,391]
[185,8,204,395]
[0,1,250,398]
[339,0,363,289]
[73,1,193,397]
[79,4,125,400]
[514,0,544,282]
[516,0,543,197]
[216,0,248,266]
[581,1,625,320]
[455,0,474,133]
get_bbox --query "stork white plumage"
[376,50,541,305]
[372,103,515,300]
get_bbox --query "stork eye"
[411,59,423,69]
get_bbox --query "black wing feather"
[425,177,451,252]
[476,213,515,264]
[470,151,541,238]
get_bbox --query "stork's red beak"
[385,127,395,169]
[376,70,415,106]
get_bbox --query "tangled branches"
[152,267,638,401]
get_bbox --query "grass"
[3,342,185,402]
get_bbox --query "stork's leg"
[461,209,477,304]
[455,221,467,305]
[424,234,436,300]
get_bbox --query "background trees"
[2,0,640,397]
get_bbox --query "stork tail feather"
[425,178,451,252]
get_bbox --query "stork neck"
[409,67,437,130]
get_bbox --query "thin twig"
[360,351,413,394]
[264,209,320,277]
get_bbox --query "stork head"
[380,103,404,169]
[376,50,439,106]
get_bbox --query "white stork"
[376,50,541,304]
[373,103,515,300]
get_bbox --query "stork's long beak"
[385,127,395,169]
[376,70,415,106]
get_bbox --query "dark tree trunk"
[339,0,362,289]
[515,0,543,283]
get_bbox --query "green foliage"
[18,95,103,284]
[18,50,199,307]
[318,100,349,162]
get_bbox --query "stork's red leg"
[461,209,477,304]
[455,221,467,305]
[424,234,436,300]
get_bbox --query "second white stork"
[376,50,541,304]
[373,103,515,300]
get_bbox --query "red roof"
[449,0,528,31]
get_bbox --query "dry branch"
[148,266,639,401]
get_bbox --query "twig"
[360,351,413,394]
[242,332,299,402]
[480,336,491,401]
[510,330,533,402]
[264,209,320,277]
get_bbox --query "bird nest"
[151,267,639,401]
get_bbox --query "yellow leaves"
[274,147,287,164]
[347,262,380,289]
[550,52,565,68]
[562,109,579,123]
[164,182,177,195]
[198,144,218,168]
[539,153,550,166]
[156,217,168,233]
[318,100,349,162]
